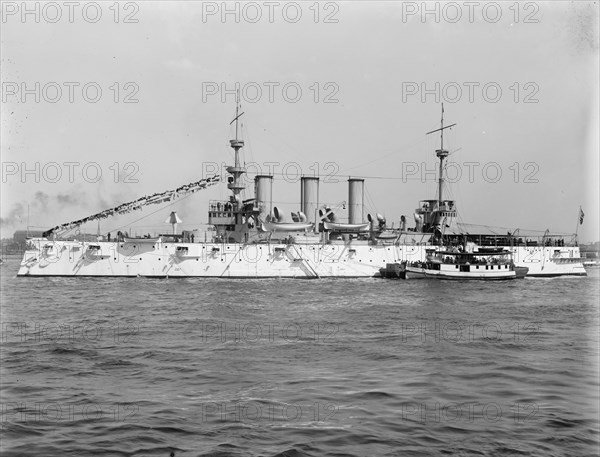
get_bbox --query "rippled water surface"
[1,258,599,457]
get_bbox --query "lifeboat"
[376,230,399,240]
[123,237,161,243]
[323,222,370,232]
[261,221,314,232]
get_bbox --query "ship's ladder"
[290,245,320,278]
[22,256,37,266]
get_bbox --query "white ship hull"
[405,266,516,280]
[17,239,587,278]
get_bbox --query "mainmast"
[227,91,246,224]
[426,103,456,207]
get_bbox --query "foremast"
[208,93,262,243]
[227,92,246,225]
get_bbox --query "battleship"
[17,103,586,278]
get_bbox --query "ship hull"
[405,266,516,280]
[17,240,587,278]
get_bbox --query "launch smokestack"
[348,178,364,224]
[300,177,319,226]
[254,175,273,221]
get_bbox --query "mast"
[227,90,246,224]
[438,105,445,207]
[426,103,456,207]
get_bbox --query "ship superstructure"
[17,104,586,278]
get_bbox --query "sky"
[1,1,599,242]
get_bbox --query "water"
[1,258,599,456]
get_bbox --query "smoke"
[33,191,50,212]
[0,191,87,231]
[1,181,208,238]
[0,202,26,226]
[55,193,82,205]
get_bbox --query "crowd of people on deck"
[440,255,507,265]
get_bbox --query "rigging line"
[457,223,565,235]
[362,187,373,218]
[367,186,377,214]
[240,121,252,202]
[248,118,307,162]
[243,120,256,168]
[107,191,199,234]
[242,171,427,181]
[364,185,378,217]
[338,136,429,174]
[274,130,308,163]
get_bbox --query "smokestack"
[300,177,319,225]
[254,175,273,221]
[348,178,364,224]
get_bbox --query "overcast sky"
[1,1,598,242]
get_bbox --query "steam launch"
[17,102,586,278]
